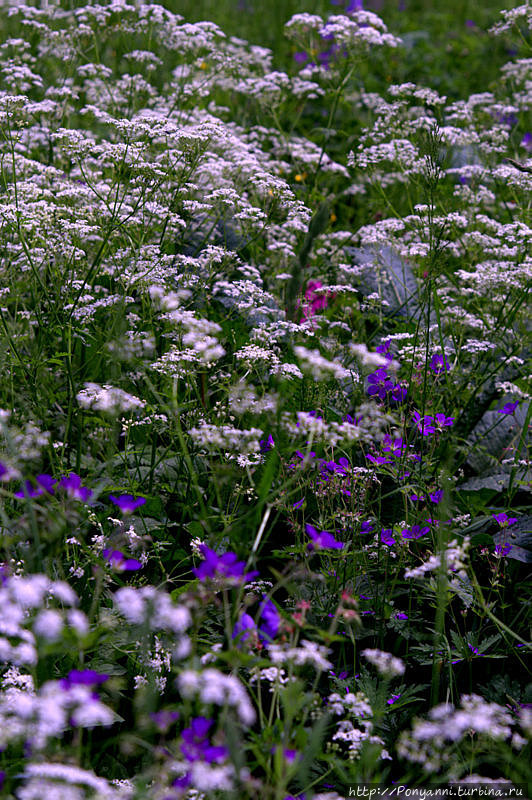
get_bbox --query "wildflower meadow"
[0,0,531,798]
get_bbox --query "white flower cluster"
[398,694,521,773]
[77,383,146,414]
[294,345,357,383]
[404,538,469,580]
[17,762,127,800]
[362,648,405,677]
[268,639,333,671]
[177,667,256,725]
[0,574,85,667]
[0,680,116,750]
[113,586,192,633]
[188,421,263,455]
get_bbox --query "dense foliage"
[0,1,530,798]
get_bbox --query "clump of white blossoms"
[294,345,358,382]
[188,421,263,457]
[398,694,524,775]
[77,383,146,414]
[177,668,256,726]
[362,648,405,678]
[404,538,469,581]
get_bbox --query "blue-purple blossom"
[60,670,110,688]
[14,473,56,499]
[306,523,344,551]
[492,512,517,527]
[181,717,228,764]
[271,746,299,763]
[259,595,280,641]
[382,436,407,458]
[430,490,444,504]
[413,411,454,435]
[494,543,513,556]
[412,411,435,435]
[381,529,396,546]
[259,434,275,453]
[360,520,374,534]
[387,693,402,705]
[367,368,394,401]
[150,710,180,732]
[430,353,450,374]
[103,549,142,571]
[15,480,44,499]
[521,132,532,152]
[401,525,429,540]
[376,339,394,361]
[366,453,393,466]
[109,494,146,513]
[193,544,258,583]
[232,612,257,645]
[497,401,519,415]
[391,384,408,403]
[434,413,454,428]
[60,473,93,502]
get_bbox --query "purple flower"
[259,434,275,453]
[294,51,308,64]
[305,523,344,551]
[60,473,93,502]
[430,489,444,504]
[435,413,454,428]
[376,339,394,361]
[60,670,110,689]
[181,717,228,764]
[367,368,394,401]
[387,693,402,705]
[293,498,304,509]
[271,746,299,762]
[102,549,142,571]
[495,543,513,557]
[492,512,517,527]
[15,473,56,498]
[360,520,374,534]
[193,544,258,583]
[401,525,429,540]
[343,413,362,425]
[521,132,532,153]
[412,411,436,435]
[395,613,408,620]
[109,494,146,513]
[391,384,408,403]
[497,401,519,415]
[259,595,280,641]
[382,436,406,458]
[381,529,396,546]
[366,453,393,466]
[150,710,180,732]
[232,612,257,645]
[15,480,44,499]
[430,354,450,374]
